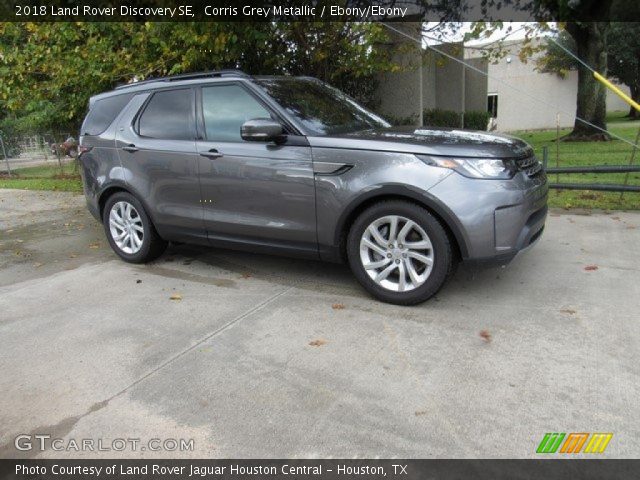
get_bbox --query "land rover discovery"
[79,70,548,305]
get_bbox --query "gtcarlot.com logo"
[536,433,613,454]
[15,434,194,452]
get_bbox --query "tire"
[102,191,167,263]
[347,200,453,305]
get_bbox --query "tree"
[253,22,394,108]
[510,1,613,140]
[607,22,640,118]
[536,30,578,79]
[539,23,640,120]
[466,18,609,140]
[563,20,611,140]
[0,23,278,132]
[533,20,610,140]
[0,22,395,133]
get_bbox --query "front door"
[116,88,205,242]
[196,83,317,256]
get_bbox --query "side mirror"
[241,118,284,142]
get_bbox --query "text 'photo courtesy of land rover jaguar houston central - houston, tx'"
[78,70,548,305]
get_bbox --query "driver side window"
[201,85,272,142]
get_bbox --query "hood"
[308,126,533,159]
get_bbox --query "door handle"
[200,149,223,159]
[122,144,138,153]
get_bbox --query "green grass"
[606,110,632,123]
[0,162,82,192]
[514,122,640,210]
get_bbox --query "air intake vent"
[516,155,543,178]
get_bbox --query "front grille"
[516,155,543,177]
[514,155,546,185]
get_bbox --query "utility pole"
[418,53,424,127]
[0,134,11,178]
[461,62,466,129]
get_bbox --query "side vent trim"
[313,162,353,176]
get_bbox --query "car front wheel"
[347,200,453,305]
[103,191,167,263]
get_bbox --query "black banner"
[1,460,640,480]
[0,0,639,22]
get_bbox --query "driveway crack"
[2,286,292,456]
[113,286,293,398]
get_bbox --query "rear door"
[195,82,317,256]
[115,88,205,242]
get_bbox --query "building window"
[487,94,498,118]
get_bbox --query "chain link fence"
[0,132,79,178]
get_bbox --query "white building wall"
[471,41,632,131]
[488,57,579,130]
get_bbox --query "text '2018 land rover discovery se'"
[79,70,548,305]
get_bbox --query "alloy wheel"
[108,201,144,254]
[359,215,434,292]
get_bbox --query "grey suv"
[79,70,547,305]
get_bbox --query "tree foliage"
[536,30,578,78]
[0,22,394,133]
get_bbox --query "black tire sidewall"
[102,192,158,264]
[347,201,452,305]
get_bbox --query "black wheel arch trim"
[333,184,470,259]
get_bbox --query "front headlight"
[416,155,514,179]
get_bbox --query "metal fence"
[542,147,640,192]
[0,133,78,177]
[540,125,640,194]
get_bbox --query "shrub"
[423,109,461,128]
[463,110,491,131]
[385,114,418,126]
[422,108,490,131]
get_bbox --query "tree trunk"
[565,22,610,141]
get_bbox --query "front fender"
[330,184,470,260]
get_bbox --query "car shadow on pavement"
[147,242,510,304]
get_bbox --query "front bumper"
[427,170,548,263]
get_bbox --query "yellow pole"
[593,71,640,113]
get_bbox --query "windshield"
[256,78,390,136]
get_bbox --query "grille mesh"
[516,155,546,184]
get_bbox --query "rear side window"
[82,93,134,136]
[138,89,193,140]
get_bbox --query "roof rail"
[114,70,250,90]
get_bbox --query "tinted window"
[201,85,272,142]
[256,78,389,135]
[138,89,192,140]
[82,93,134,136]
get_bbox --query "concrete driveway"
[0,189,638,458]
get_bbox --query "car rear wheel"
[103,192,167,263]
[347,200,453,305]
